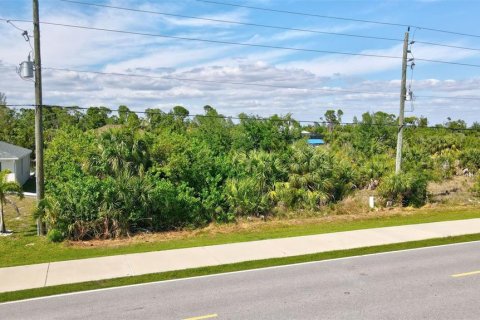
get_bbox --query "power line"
[59,0,480,53]
[415,95,480,101]
[3,104,344,124]
[4,104,480,131]
[59,0,404,43]
[196,0,480,39]
[414,41,480,53]
[413,58,480,68]
[42,66,399,97]
[3,18,480,68]
[5,19,29,33]
[3,64,479,101]
[41,67,480,102]
[4,20,34,52]
[0,18,406,59]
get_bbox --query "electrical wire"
[0,18,406,59]
[4,104,480,132]
[59,0,480,53]
[3,18,480,68]
[5,20,29,33]
[43,67,480,101]
[414,41,480,52]
[3,63,480,101]
[59,0,404,43]
[42,66,399,97]
[2,62,480,102]
[195,0,480,39]
[4,20,34,53]
[415,95,480,101]
[3,104,343,124]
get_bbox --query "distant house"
[301,131,325,147]
[0,141,32,185]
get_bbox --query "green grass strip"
[2,233,480,304]
[2,207,480,268]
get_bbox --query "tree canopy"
[1,104,479,240]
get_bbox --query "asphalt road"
[2,241,480,320]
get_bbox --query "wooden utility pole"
[395,30,410,174]
[33,0,45,235]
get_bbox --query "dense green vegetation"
[1,97,479,240]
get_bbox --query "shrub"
[359,154,394,183]
[149,179,203,230]
[47,229,65,243]
[271,142,357,210]
[378,172,428,207]
[45,176,105,240]
[225,177,272,217]
[460,148,480,173]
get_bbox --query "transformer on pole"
[18,55,34,79]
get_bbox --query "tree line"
[1,96,479,241]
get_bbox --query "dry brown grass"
[329,189,373,215]
[427,176,477,206]
[3,195,36,235]
[65,204,472,249]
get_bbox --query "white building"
[0,141,32,185]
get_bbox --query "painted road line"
[183,313,218,320]
[2,240,479,306]
[452,270,480,278]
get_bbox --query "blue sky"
[1,0,479,124]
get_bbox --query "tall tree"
[83,107,112,130]
[324,109,343,132]
[118,105,130,124]
[0,107,16,143]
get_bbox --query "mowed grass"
[0,195,479,268]
[1,233,480,303]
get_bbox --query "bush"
[378,172,428,207]
[359,154,394,183]
[45,176,105,240]
[225,177,272,217]
[460,148,480,173]
[47,229,65,243]
[149,179,204,230]
[271,143,357,210]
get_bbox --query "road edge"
[1,233,480,304]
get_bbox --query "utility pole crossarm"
[395,30,409,175]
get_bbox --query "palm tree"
[0,170,24,233]
[85,130,150,177]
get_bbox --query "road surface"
[1,241,479,319]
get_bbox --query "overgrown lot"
[1,104,480,242]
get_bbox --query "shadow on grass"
[22,176,36,194]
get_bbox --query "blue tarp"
[308,138,325,145]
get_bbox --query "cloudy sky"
[1,0,479,124]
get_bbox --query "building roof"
[0,141,32,160]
